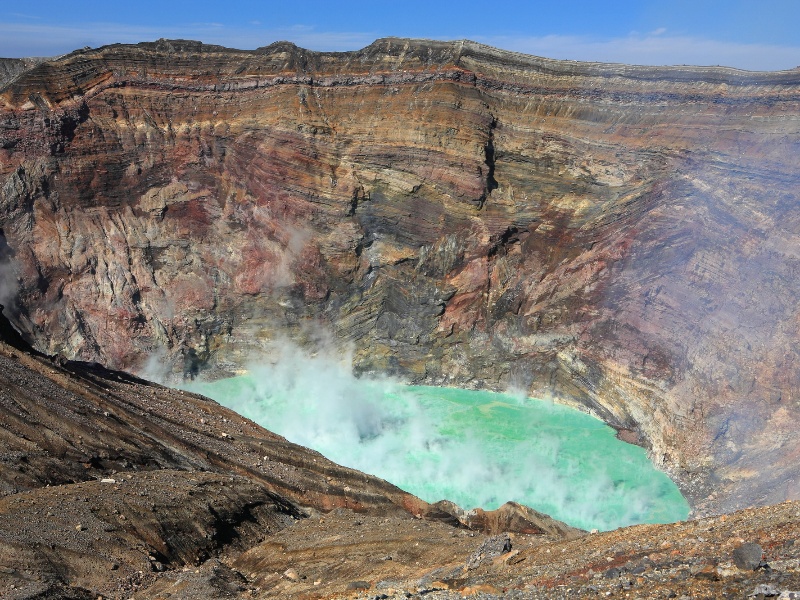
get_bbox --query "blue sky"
[2,1,799,70]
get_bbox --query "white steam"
[139,345,173,383]
[184,339,688,531]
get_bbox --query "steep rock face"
[1,38,800,513]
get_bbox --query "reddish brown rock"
[1,38,800,516]
[432,500,584,538]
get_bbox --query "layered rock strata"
[1,38,800,513]
[0,58,45,88]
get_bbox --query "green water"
[185,366,688,531]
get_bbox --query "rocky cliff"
[1,38,799,515]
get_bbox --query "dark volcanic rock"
[733,542,764,570]
[1,38,800,516]
[0,57,45,88]
[0,471,291,598]
[432,500,584,538]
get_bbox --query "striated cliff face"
[1,38,800,514]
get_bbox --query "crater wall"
[2,38,800,513]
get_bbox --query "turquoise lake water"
[185,361,688,531]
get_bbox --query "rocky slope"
[1,313,799,599]
[1,38,799,516]
[228,501,800,599]
[0,313,583,598]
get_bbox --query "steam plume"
[184,338,688,531]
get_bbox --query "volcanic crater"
[1,37,800,598]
